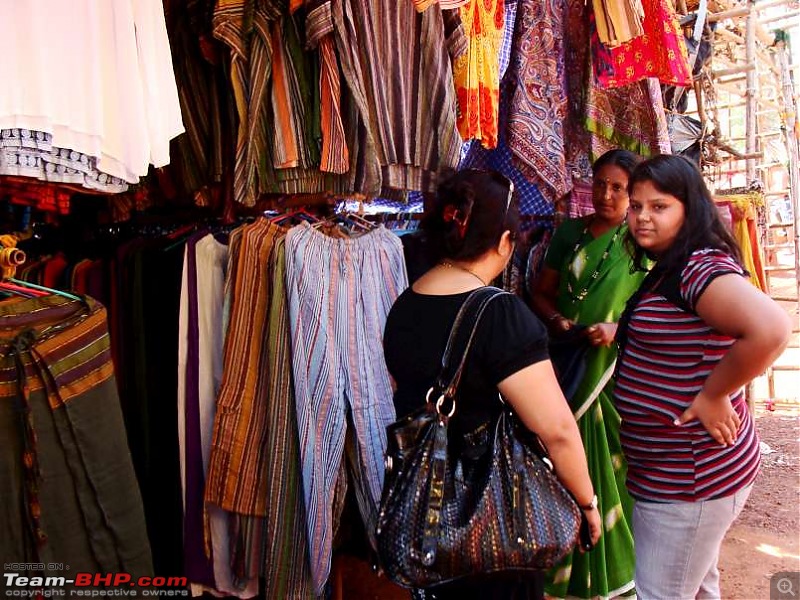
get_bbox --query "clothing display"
[585,78,672,160]
[329,0,462,196]
[714,193,767,291]
[0,0,184,187]
[542,218,645,599]
[592,0,644,47]
[505,0,570,203]
[177,232,246,596]
[0,0,708,594]
[0,295,153,590]
[452,0,505,149]
[286,222,407,594]
[203,219,312,598]
[595,0,692,89]
[0,128,129,193]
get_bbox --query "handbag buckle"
[426,387,457,418]
[434,394,456,418]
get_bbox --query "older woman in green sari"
[532,149,645,600]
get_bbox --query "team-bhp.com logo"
[4,572,188,596]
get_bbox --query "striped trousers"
[285,222,408,594]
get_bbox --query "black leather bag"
[375,287,582,589]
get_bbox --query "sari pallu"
[545,221,644,600]
[0,295,152,591]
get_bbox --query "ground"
[720,407,800,600]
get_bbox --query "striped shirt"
[614,249,760,502]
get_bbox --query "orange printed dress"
[453,0,505,149]
[597,0,691,89]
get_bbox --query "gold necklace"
[566,223,623,303]
[440,260,488,286]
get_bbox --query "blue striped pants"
[285,222,408,594]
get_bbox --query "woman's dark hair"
[592,148,642,178]
[626,154,742,273]
[422,168,520,262]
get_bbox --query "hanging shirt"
[314,0,462,195]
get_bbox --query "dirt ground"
[720,407,800,600]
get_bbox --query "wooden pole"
[746,2,758,184]
[745,0,758,411]
[760,10,800,26]
[708,6,750,22]
[712,63,757,78]
[775,38,800,299]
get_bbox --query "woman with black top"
[383,169,601,599]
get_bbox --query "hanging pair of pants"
[285,222,408,595]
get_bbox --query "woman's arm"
[498,360,601,545]
[676,273,793,444]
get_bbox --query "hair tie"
[442,204,469,239]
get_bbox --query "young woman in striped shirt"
[614,154,792,600]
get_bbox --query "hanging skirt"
[0,295,153,588]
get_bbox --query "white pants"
[633,485,753,600]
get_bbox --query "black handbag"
[376,287,582,589]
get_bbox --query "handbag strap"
[433,286,510,409]
[419,286,508,567]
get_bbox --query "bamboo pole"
[746,3,758,183]
[744,0,759,411]
[775,38,800,297]
[713,63,757,77]
[754,0,796,11]
[760,10,800,25]
[714,27,744,44]
[708,5,750,22]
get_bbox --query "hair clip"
[442,205,469,239]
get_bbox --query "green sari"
[543,217,645,600]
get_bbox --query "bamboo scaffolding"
[713,62,757,77]
[760,9,800,25]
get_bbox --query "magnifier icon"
[778,578,796,597]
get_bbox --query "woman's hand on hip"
[674,390,742,446]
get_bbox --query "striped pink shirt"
[615,249,760,502]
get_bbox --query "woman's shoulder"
[678,248,746,309]
[683,248,744,277]
[480,291,547,336]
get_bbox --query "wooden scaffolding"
[679,0,799,405]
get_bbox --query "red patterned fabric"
[505,0,569,203]
[596,0,691,89]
